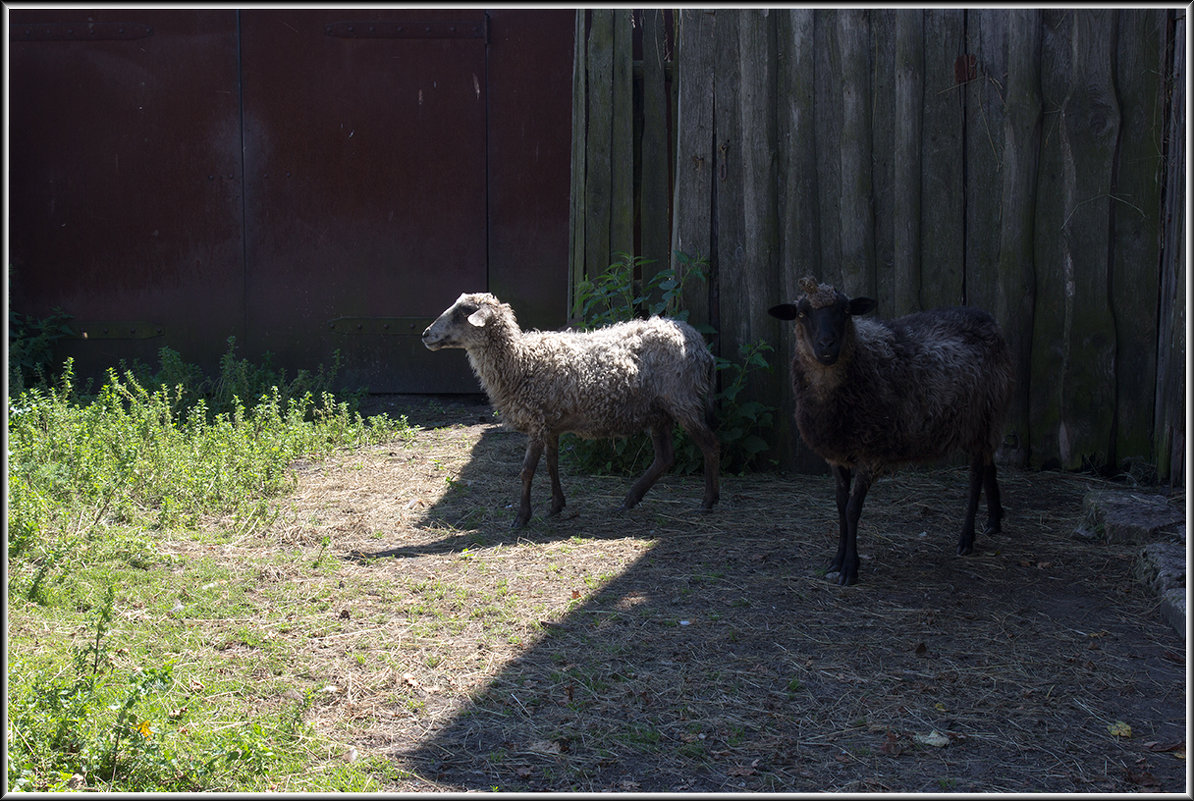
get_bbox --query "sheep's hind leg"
[546,433,566,517]
[621,424,674,510]
[679,419,720,510]
[982,460,1003,535]
[514,438,544,528]
[957,456,985,554]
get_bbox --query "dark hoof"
[956,541,974,556]
[982,519,1002,536]
[511,516,529,529]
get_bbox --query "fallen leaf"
[914,730,950,748]
[1108,720,1132,739]
[879,731,905,756]
[528,740,561,755]
[914,642,928,657]
[727,759,760,776]
[571,590,581,600]
[1124,768,1160,787]
[402,672,419,688]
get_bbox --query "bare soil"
[220,395,1188,792]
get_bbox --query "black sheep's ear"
[848,297,877,316]
[768,303,798,320]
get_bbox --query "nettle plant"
[566,251,776,477]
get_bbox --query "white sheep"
[769,276,1013,585]
[422,292,720,527]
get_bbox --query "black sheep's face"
[769,291,876,366]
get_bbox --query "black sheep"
[769,276,1013,585]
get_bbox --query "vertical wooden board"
[813,11,844,288]
[732,10,785,464]
[584,10,614,279]
[964,10,1009,315]
[713,9,744,358]
[1111,8,1167,466]
[995,10,1043,468]
[639,9,671,285]
[671,10,716,334]
[776,8,827,472]
[1154,10,1185,482]
[892,10,925,316]
[568,11,588,318]
[870,10,897,307]
[1057,9,1120,469]
[835,10,876,300]
[919,9,966,309]
[776,9,821,300]
[610,9,636,261]
[1029,9,1073,469]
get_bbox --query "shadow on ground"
[346,396,1187,793]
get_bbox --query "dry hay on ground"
[191,395,1187,793]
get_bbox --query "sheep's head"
[768,276,877,366]
[422,292,514,351]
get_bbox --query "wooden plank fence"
[570,8,1186,482]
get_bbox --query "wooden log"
[568,11,587,319]
[1154,10,1185,483]
[671,9,716,336]
[964,9,1009,316]
[813,11,843,288]
[583,10,614,281]
[1111,9,1167,468]
[835,10,876,300]
[776,8,826,472]
[1028,9,1073,469]
[1058,10,1121,470]
[919,9,965,309]
[609,9,635,262]
[892,10,925,316]
[639,10,671,291]
[995,9,1043,468]
[870,9,897,306]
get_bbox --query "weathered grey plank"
[567,10,587,319]
[964,9,1009,316]
[870,9,897,307]
[1056,9,1120,469]
[836,9,876,300]
[1154,10,1185,483]
[813,10,844,289]
[583,10,614,281]
[609,9,635,262]
[671,9,716,334]
[1111,8,1167,467]
[775,8,826,472]
[892,9,925,316]
[1028,9,1073,469]
[919,9,965,309]
[639,10,671,291]
[995,9,1043,468]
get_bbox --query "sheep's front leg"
[546,432,566,517]
[514,437,545,528]
[621,424,674,510]
[829,465,869,586]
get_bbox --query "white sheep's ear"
[467,307,491,327]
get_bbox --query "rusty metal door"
[8,10,245,378]
[239,10,488,392]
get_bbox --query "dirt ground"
[250,394,1187,792]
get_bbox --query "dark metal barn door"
[8,10,246,378]
[239,10,488,392]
